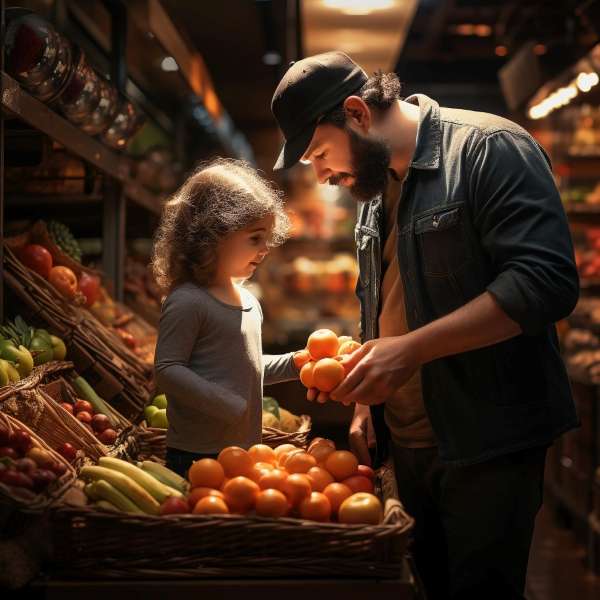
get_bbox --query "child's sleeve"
[154,290,247,424]
[263,353,300,385]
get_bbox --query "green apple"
[152,394,168,409]
[29,335,54,365]
[0,341,34,377]
[150,408,168,429]
[144,405,159,422]
[49,335,67,361]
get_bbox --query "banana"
[98,457,183,502]
[140,460,190,494]
[84,482,100,501]
[95,500,119,512]
[92,479,145,514]
[79,466,160,515]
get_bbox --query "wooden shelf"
[1,72,161,215]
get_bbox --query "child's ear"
[343,96,371,133]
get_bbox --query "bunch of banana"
[47,220,82,262]
[80,457,188,515]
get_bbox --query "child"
[152,159,300,477]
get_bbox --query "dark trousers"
[165,446,218,478]
[391,443,546,600]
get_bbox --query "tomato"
[19,244,53,278]
[78,272,100,307]
[338,492,383,525]
[48,266,78,299]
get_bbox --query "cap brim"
[273,121,318,171]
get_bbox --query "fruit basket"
[48,458,413,579]
[0,411,77,510]
[262,414,311,449]
[3,245,152,420]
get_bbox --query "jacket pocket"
[415,205,471,276]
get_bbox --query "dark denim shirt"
[357,94,579,467]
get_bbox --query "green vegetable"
[71,376,115,426]
[29,335,54,365]
[262,396,280,420]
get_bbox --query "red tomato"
[78,272,100,307]
[48,266,78,299]
[19,244,53,278]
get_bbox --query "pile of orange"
[294,329,361,395]
[185,439,383,525]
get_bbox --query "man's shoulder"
[440,106,530,141]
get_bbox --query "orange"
[258,468,289,491]
[312,358,345,393]
[188,458,225,489]
[299,491,332,522]
[280,448,306,469]
[222,476,260,514]
[341,475,374,494]
[299,361,316,388]
[255,488,290,518]
[307,329,339,360]
[308,441,336,464]
[248,444,277,465]
[323,482,353,516]
[254,461,275,472]
[325,450,359,481]
[306,466,335,492]
[338,492,383,525]
[308,437,335,452]
[282,473,312,506]
[285,452,317,474]
[293,349,312,369]
[220,477,230,491]
[187,487,224,508]
[192,495,230,515]
[217,446,253,478]
[338,340,361,355]
[274,443,297,462]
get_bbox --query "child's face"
[215,215,274,281]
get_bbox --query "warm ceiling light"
[455,24,474,35]
[533,44,547,55]
[322,0,394,16]
[495,45,508,57]
[576,71,599,92]
[161,56,179,72]
[474,24,492,37]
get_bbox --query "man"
[271,52,579,600]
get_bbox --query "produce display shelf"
[565,204,600,215]
[1,72,161,215]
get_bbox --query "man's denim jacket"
[356,95,579,467]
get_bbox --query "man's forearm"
[408,291,522,366]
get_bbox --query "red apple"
[60,402,74,414]
[50,462,68,477]
[160,496,189,515]
[98,428,117,445]
[73,400,93,414]
[0,446,18,460]
[19,244,53,279]
[76,411,93,424]
[57,442,77,462]
[0,423,10,446]
[91,414,111,433]
[10,430,32,453]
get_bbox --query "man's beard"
[329,127,391,202]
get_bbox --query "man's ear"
[343,96,371,133]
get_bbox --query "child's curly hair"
[152,158,290,293]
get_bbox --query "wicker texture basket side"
[262,414,311,449]
[0,412,76,510]
[4,245,152,420]
[48,458,414,579]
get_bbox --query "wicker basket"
[0,412,77,510]
[262,414,312,449]
[48,459,413,579]
[3,245,152,420]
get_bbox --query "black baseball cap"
[271,52,368,171]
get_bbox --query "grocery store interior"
[2,0,600,598]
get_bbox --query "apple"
[0,446,18,459]
[76,411,93,424]
[2,470,34,489]
[98,428,117,445]
[144,405,159,422]
[160,496,189,515]
[0,423,10,446]
[10,430,32,453]
[91,414,111,433]
[57,442,77,462]
[19,244,53,279]
[60,402,74,414]
[150,408,168,429]
[338,492,383,525]
[73,400,93,414]
[30,469,57,492]
[152,394,168,409]
[50,462,68,477]
[14,458,37,473]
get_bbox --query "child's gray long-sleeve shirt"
[154,281,298,454]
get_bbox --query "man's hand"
[330,336,421,405]
[349,403,375,466]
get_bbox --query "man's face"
[301,122,391,201]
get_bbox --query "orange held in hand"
[307,329,339,360]
[293,349,312,369]
[312,358,345,393]
[300,361,316,388]
[338,340,361,355]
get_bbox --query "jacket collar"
[405,94,441,170]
